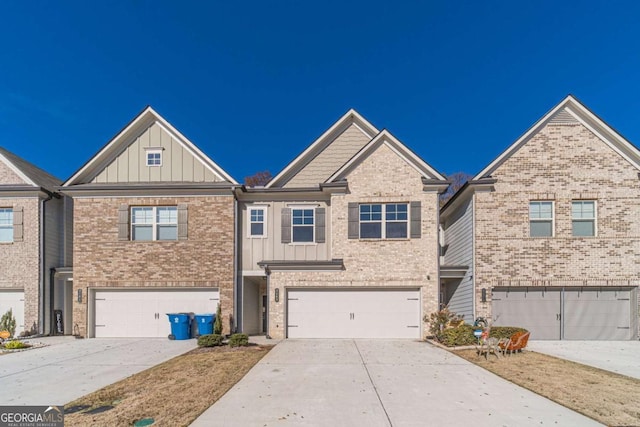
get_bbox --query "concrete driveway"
[528,340,640,380]
[192,340,601,427]
[0,336,196,405]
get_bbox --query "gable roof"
[474,94,640,180]
[0,146,61,192]
[63,106,237,186]
[327,129,446,182]
[266,109,379,188]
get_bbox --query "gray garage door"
[492,288,561,339]
[492,287,637,340]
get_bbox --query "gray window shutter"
[410,201,421,239]
[348,203,359,239]
[118,205,129,241]
[13,206,23,242]
[315,207,325,243]
[281,208,291,244]
[177,204,188,240]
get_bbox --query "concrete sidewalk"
[0,337,196,405]
[528,340,640,379]
[191,339,601,426]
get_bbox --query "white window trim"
[131,206,177,241]
[0,207,13,243]
[571,200,597,237]
[359,203,409,240]
[145,147,163,167]
[290,205,315,244]
[529,200,555,238]
[247,206,267,238]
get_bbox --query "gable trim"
[474,95,640,180]
[63,106,238,186]
[265,109,379,188]
[327,129,446,182]
[0,152,37,187]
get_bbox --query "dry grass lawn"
[454,349,640,427]
[64,344,272,427]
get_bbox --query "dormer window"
[145,148,163,167]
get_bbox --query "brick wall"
[73,195,235,337]
[474,122,640,319]
[0,197,40,333]
[268,143,441,339]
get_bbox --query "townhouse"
[0,148,72,336]
[236,110,448,339]
[440,95,640,340]
[61,107,237,338]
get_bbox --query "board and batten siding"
[240,201,330,270]
[92,122,220,183]
[284,124,372,188]
[442,197,474,322]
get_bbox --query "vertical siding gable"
[90,122,224,184]
[284,124,372,188]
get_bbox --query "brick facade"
[72,195,235,337]
[474,122,640,319]
[267,143,441,339]
[0,197,40,333]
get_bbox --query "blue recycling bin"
[194,314,215,336]
[166,313,191,340]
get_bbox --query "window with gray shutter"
[410,201,421,238]
[348,203,359,239]
[177,204,188,240]
[281,207,291,243]
[315,207,325,243]
[118,205,129,241]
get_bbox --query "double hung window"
[131,206,177,241]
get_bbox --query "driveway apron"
[528,340,640,380]
[0,337,196,405]
[191,339,601,427]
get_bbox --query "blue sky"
[2,1,640,183]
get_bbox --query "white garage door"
[0,290,25,336]
[287,289,420,339]
[94,289,219,338]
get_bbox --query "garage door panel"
[564,288,632,340]
[287,289,420,339]
[0,291,25,335]
[492,288,561,340]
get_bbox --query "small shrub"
[437,324,477,347]
[228,333,249,348]
[0,309,17,338]
[489,326,528,339]
[425,306,464,337]
[197,334,224,347]
[213,304,222,335]
[3,340,29,350]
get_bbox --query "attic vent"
[549,109,578,125]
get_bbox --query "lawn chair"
[499,331,530,356]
